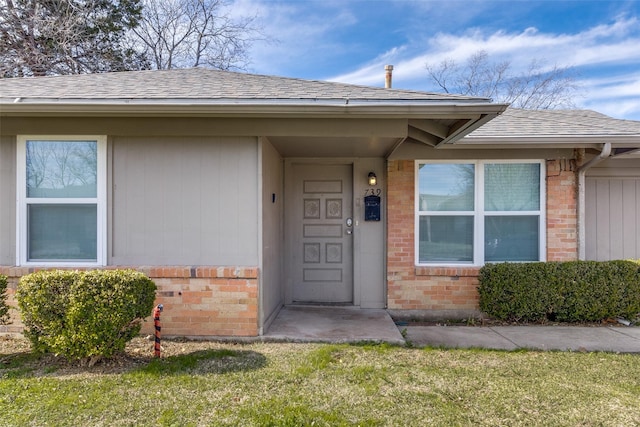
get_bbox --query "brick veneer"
[545,159,579,261]
[0,266,259,337]
[386,159,578,314]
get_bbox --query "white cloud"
[328,15,640,118]
[235,0,361,76]
[233,1,640,119]
[578,73,640,119]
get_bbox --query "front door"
[287,163,354,303]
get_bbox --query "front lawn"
[1,337,639,426]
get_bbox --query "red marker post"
[153,304,163,358]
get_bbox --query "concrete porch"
[263,305,405,345]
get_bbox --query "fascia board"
[0,100,508,119]
[459,135,640,146]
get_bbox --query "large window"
[17,136,106,266]
[416,161,545,265]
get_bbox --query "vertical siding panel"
[180,142,203,261]
[111,136,258,266]
[143,140,166,258]
[595,179,611,261]
[622,179,638,259]
[637,180,640,259]
[585,177,597,261]
[0,136,16,265]
[608,179,624,260]
[200,141,221,259]
[162,139,184,258]
[218,143,241,259]
[237,139,259,261]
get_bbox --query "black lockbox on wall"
[364,195,381,221]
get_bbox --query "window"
[416,161,545,265]
[17,136,106,266]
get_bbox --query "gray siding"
[110,136,259,266]
[260,138,284,329]
[585,158,640,260]
[353,158,386,309]
[0,136,16,265]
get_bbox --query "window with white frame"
[416,160,545,265]
[17,136,106,266]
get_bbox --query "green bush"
[0,275,9,325]
[17,269,156,362]
[478,261,640,323]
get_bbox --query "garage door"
[585,175,640,260]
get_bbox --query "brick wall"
[546,159,578,261]
[0,266,259,337]
[386,158,578,315]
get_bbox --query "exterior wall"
[260,138,284,332]
[353,158,386,309]
[110,136,259,266]
[585,157,640,260]
[546,159,578,261]
[386,157,578,318]
[1,131,262,338]
[0,136,16,265]
[0,266,259,337]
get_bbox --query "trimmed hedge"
[478,261,640,323]
[0,275,9,325]
[17,270,156,361]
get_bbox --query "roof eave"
[0,100,507,119]
[457,135,640,149]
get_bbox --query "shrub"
[0,275,9,325]
[17,269,156,362]
[478,261,640,323]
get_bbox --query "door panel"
[585,177,640,260]
[289,164,353,303]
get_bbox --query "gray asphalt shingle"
[0,67,483,102]
[467,108,640,138]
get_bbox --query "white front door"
[287,163,354,303]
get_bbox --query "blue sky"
[232,0,640,120]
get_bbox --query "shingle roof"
[0,67,483,103]
[466,108,640,138]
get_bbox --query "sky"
[230,0,640,120]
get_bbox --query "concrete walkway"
[264,306,405,345]
[265,306,640,353]
[403,325,640,353]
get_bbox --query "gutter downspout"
[577,142,611,260]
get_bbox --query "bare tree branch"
[0,0,146,77]
[131,0,260,71]
[426,50,582,109]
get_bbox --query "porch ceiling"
[266,115,500,158]
[267,136,400,157]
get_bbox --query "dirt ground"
[0,335,244,376]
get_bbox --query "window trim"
[415,159,546,267]
[16,135,107,267]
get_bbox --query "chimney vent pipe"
[385,65,393,88]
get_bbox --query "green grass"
[1,338,639,426]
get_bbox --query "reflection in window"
[418,164,474,211]
[417,161,543,264]
[27,141,97,198]
[22,139,100,263]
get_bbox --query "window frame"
[415,159,546,267]
[16,135,107,267]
